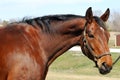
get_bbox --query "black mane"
[20,14,81,33]
[15,15,107,33]
[22,14,81,22]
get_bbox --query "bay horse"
[0,7,112,80]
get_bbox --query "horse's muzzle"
[99,62,112,74]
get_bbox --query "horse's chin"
[99,68,111,75]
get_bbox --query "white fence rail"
[69,46,120,53]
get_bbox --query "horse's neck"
[41,18,86,66]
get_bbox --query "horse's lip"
[99,69,110,75]
[99,66,112,75]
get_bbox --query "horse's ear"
[85,7,93,23]
[100,8,110,22]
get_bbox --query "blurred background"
[0,0,120,80]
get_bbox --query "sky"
[0,0,120,20]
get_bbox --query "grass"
[47,51,120,78]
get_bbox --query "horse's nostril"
[102,62,112,70]
[102,62,106,66]
[101,62,107,71]
[99,62,112,74]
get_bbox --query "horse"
[0,7,112,80]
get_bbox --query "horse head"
[81,7,112,74]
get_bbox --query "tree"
[110,11,120,31]
[2,20,9,26]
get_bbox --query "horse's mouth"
[98,62,112,74]
[99,68,111,74]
